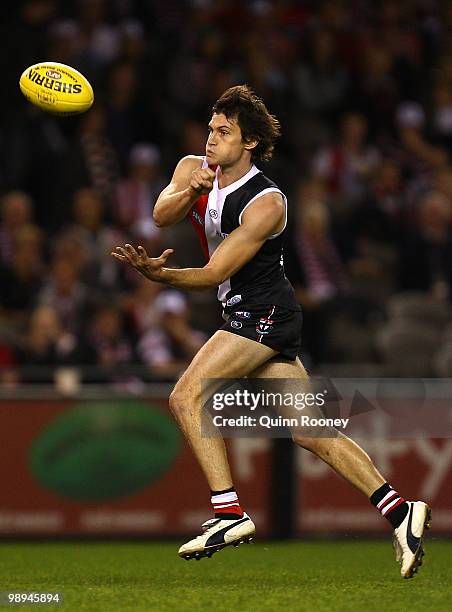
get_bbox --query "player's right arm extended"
[153,156,214,227]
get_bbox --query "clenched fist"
[189,167,216,196]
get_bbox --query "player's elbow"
[203,264,227,287]
[153,207,170,228]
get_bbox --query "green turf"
[0,540,450,611]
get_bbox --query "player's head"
[206,85,280,166]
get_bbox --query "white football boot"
[178,513,255,560]
[393,501,432,578]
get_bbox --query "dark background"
[2,0,452,385]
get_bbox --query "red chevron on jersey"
[189,163,218,260]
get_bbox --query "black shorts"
[221,303,303,360]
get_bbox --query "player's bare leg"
[250,357,431,578]
[250,357,385,496]
[170,330,277,489]
[170,331,277,559]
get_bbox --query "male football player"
[112,85,430,578]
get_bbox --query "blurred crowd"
[2,0,452,385]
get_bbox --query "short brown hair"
[212,85,281,162]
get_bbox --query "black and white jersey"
[190,161,300,311]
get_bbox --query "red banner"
[1,398,450,536]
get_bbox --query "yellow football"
[19,61,94,116]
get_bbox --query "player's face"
[205,113,250,166]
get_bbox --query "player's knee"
[169,385,200,419]
[168,388,187,419]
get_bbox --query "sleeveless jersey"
[189,161,300,311]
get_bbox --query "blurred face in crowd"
[109,62,137,103]
[73,188,103,230]
[129,155,159,182]
[79,0,106,28]
[94,308,121,340]
[313,29,336,67]
[52,259,79,293]
[1,192,32,228]
[342,113,367,148]
[377,160,401,191]
[418,191,451,237]
[11,226,43,275]
[80,106,106,136]
[301,202,330,239]
[55,236,85,274]
[29,306,61,342]
[121,23,145,61]
[296,179,326,212]
[435,168,452,199]
[205,113,256,167]
[364,45,392,81]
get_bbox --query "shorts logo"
[226,295,242,307]
[209,209,218,219]
[230,320,243,329]
[235,311,251,319]
[256,317,274,335]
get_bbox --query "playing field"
[1,540,450,611]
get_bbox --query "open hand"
[111,244,173,281]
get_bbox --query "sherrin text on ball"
[19,61,94,115]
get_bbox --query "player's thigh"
[248,357,311,414]
[172,330,277,402]
[248,356,330,442]
[249,356,309,380]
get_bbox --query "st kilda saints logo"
[256,316,274,335]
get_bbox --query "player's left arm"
[111,192,285,290]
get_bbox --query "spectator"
[286,198,348,363]
[81,304,137,383]
[0,342,18,388]
[60,187,124,290]
[0,191,34,266]
[431,81,452,152]
[394,101,449,177]
[350,159,406,246]
[59,104,120,213]
[0,224,44,327]
[38,258,95,334]
[312,112,380,206]
[293,28,349,119]
[16,305,80,382]
[106,60,145,166]
[114,143,164,245]
[126,276,206,377]
[399,190,452,300]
